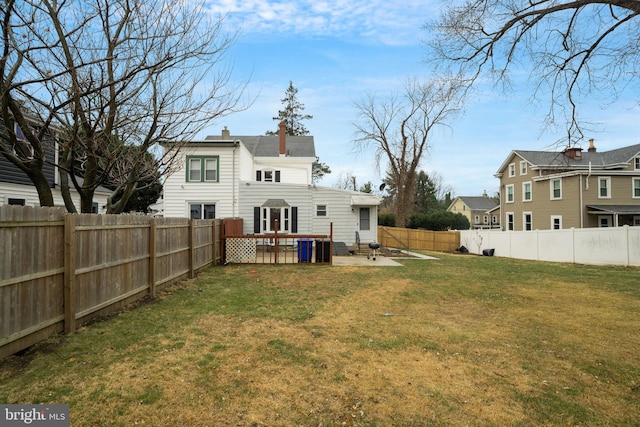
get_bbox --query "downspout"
[579,175,584,228]
[233,141,238,216]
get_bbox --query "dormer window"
[256,170,281,182]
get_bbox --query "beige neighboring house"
[448,191,500,229]
[495,139,640,231]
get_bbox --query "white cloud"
[206,0,437,46]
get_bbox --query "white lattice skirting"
[225,238,257,263]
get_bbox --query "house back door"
[359,207,370,231]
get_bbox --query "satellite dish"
[379,183,386,191]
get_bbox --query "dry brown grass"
[1,254,639,426]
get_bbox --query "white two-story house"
[161,123,381,246]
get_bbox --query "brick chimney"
[279,120,286,156]
[588,138,596,152]
[562,146,582,159]
[222,126,230,139]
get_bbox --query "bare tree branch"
[426,0,640,143]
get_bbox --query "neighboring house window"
[187,156,218,182]
[550,178,562,200]
[635,157,640,170]
[492,215,497,224]
[483,215,488,224]
[12,123,34,160]
[189,203,216,219]
[522,182,532,202]
[316,204,327,217]
[633,178,640,198]
[508,163,516,177]
[634,216,640,226]
[256,170,281,182]
[598,216,611,227]
[506,213,514,231]
[92,202,99,214]
[551,215,562,230]
[474,215,480,224]
[523,212,533,231]
[520,160,527,175]
[506,184,514,203]
[598,177,611,198]
[7,197,26,206]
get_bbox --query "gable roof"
[496,143,640,174]
[453,196,499,211]
[203,135,316,158]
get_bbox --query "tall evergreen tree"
[266,81,331,183]
[266,81,313,136]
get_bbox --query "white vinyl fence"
[460,226,640,267]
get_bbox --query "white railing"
[460,226,640,267]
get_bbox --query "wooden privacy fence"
[377,226,460,252]
[0,205,221,359]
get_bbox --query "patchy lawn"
[1,254,639,426]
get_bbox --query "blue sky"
[200,0,640,197]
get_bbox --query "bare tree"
[426,0,640,143]
[352,78,463,228]
[1,0,246,212]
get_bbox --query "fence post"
[149,218,157,298]
[189,219,195,278]
[63,214,76,334]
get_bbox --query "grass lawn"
[1,253,639,426]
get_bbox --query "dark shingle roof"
[512,143,640,170]
[457,196,499,211]
[202,134,316,158]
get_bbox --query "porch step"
[332,241,351,256]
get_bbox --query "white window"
[316,204,327,217]
[508,163,516,177]
[189,203,216,219]
[187,156,218,182]
[491,215,498,224]
[483,215,489,224]
[474,215,480,224]
[506,184,514,203]
[635,157,640,170]
[598,177,611,199]
[506,212,514,231]
[551,215,562,230]
[523,212,533,231]
[550,178,562,200]
[598,216,611,227]
[633,178,640,198]
[634,216,640,226]
[520,160,527,175]
[522,182,532,202]
[262,207,291,232]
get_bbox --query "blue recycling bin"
[297,238,313,263]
